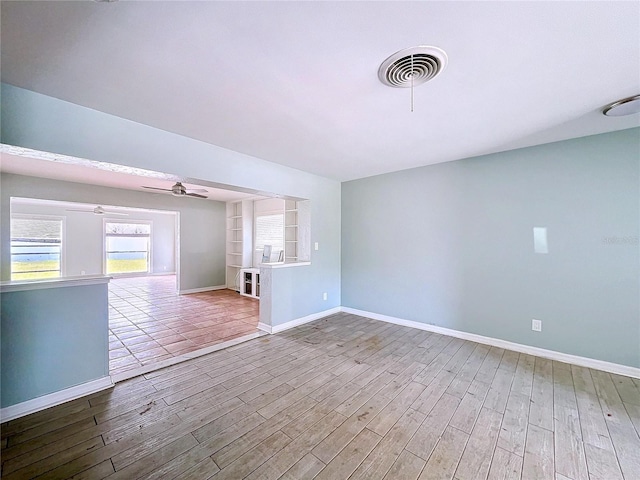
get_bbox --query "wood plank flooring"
[2,312,639,479]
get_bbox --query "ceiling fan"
[142,182,208,199]
[66,206,129,216]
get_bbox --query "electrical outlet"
[532,319,542,332]
[315,242,319,251]
[323,292,327,301]
[81,270,86,275]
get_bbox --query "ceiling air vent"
[378,46,448,88]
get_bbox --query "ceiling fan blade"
[187,188,208,193]
[65,207,128,216]
[187,192,208,199]
[142,186,172,192]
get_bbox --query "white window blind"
[105,222,151,274]
[11,216,63,280]
[254,213,284,263]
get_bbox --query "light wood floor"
[2,313,639,479]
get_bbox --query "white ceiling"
[1,1,639,182]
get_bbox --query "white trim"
[0,376,113,422]
[260,261,311,269]
[341,307,640,379]
[9,212,67,279]
[147,271,177,276]
[110,331,263,383]
[103,218,153,276]
[257,322,272,334]
[0,275,111,293]
[179,285,227,295]
[175,211,181,293]
[271,307,342,334]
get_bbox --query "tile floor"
[108,275,259,376]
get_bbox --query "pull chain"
[410,54,414,112]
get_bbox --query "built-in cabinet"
[240,267,260,299]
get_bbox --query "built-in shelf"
[227,199,305,290]
[226,200,253,291]
[284,200,298,262]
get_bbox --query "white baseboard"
[341,307,640,379]
[257,322,272,334]
[0,376,113,423]
[270,307,342,334]
[6,305,635,423]
[179,285,227,295]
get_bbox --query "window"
[11,215,63,280]
[105,222,151,275]
[254,213,284,265]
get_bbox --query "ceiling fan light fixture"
[142,181,208,199]
[171,183,187,196]
[603,95,640,117]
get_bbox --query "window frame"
[103,219,153,276]
[10,213,66,280]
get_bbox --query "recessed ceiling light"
[603,95,640,117]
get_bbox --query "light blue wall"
[1,84,342,321]
[1,174,226,291]
[264,186,342,327]
[1,282,109,408]
[342,129,640,368]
